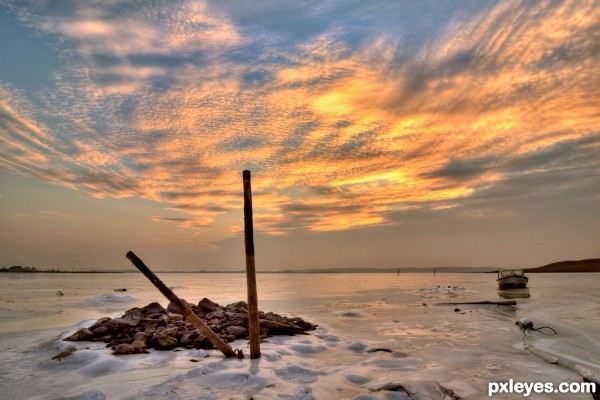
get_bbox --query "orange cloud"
[2,0,598,239]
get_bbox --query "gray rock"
[119,307,143,325]
[198,298,222,314]
[65,297,317,355]
[131,332,149,349]
[139,318,158,330]
[64,328,94,341]
[113,343,141,355]
[89,317,112,331]
[168,312,184,321]
[225,325,248,338]
[152,333,177,350]
[157,314,169,326]
[225,301,248,313]
[142,302,167,315]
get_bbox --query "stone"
[225,325,248,338]
[179,332,198,348]
[89,317,112,331]
[157,314,169,326]
[225,301,248,313]
[64,297,317,355]
[198,298,222,314]
[142,302,167,315]
[91,325,108,337]
[205,309,225,320]
[152,333,178,350]
[168,312,184,321]
[64,328,94,341]
[120,307,143,325]
[52,347,76,361]
[113,343,141,355]
[131,332,149,349]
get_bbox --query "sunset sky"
[1,1,599,271]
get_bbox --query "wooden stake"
[125,251,240,358]
[243,170,261,359]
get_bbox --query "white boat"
[496,269,528,289]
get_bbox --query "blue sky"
[1,0,599,270]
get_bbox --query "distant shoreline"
[1,258,599,274]
[0,267,600,275]
[523,258,600,273]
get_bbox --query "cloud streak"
[1,0,598,244]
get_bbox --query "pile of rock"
[64,298,317,355]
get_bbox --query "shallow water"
[0,272,598,399]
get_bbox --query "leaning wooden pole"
[243,170,261,359]
[125,251,240,358]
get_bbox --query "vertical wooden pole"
[243,170,261,359]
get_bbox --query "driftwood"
[435,300,517,306]
[259,319,303,333]
[125,251,240,358]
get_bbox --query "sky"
[1,0,599,271]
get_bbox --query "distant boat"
[496,269,529,289]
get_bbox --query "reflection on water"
[497,288,530,299]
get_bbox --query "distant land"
[524,258,600,273]
[1,259,598,273]
[275,266,498,273]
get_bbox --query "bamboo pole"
[243,170,261,359]
[125,251,240,358]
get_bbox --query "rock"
[226,312,247,325]
[205,309,225,320]
[64,328,94,341]
[142,302,167,316]
[91,325,110,336]
[52,347,76,361]
[225,301,248,313]
[56,291,64,296]
[113,343,142,355]
[131,332,149,349]
[139,318,158,330]
[89,317,112,331]
[157,314,169,326]
[168,312,184,322]
[66,297,317,355]
[120,307,143,325]
[152,333,178,350]
[106,318,137,331]
[114,288,127,292]
[198,298,222,314]
[179,332,199,348]
[225,325,248,338]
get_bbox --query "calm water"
[1,272,598,334]
[0,272,599,399]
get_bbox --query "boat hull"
[497,288,530,299]
[497,276,528,289]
